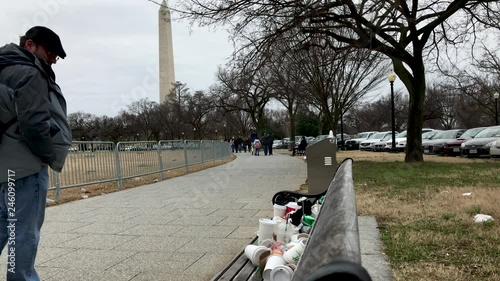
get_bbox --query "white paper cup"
[290,233,309,243]
[283,242,305,265]
[244,245,270,266]
[285,202,301,214]
[284,227,299,244]
[263,254,287,280]
[273,204,286,217]
[275,229,286,243]
[258,218,277,245]
[270,265,294,281]
[259,239,275,248]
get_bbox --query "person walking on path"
[0,26,72,281]
[230,137,235,153]
[249,130,258,155]
[268,133,274,155]
[254,139,261,156]
[261,133,271,156]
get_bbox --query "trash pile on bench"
[243,197,324,281]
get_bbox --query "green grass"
[353,161,499,198]
[352,160,500,280]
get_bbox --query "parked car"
[272,139,287,149]
[461,126,500,158]
[385,128,436,152]
[359,131,395,151]
[385,130,408,152]
[443,127,487,156]
[422,129,466,155]
[371,134,392,152]
[422,130,439,140]
[282,137,291,148]
[489,139,500,158]
[345,131,377,150]
[336,133,350,149]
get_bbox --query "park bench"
[210,158,373,281]
[290,145,307,156]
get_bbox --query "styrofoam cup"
[263,254,287,280]
[259,239,275,248]
[290,233,309,243]
[258,218,277,245]
[270,265,294,281]
[285,202,301,214]
[283,241,305,265]
[244,245,270,266]
[273,204,286,217]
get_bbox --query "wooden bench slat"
[215,252,252,280]
[248,270,262,281]
[233,261,258,281]
[211,237,259,281]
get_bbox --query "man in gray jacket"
[0,26,71,281]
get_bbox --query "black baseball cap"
[24,26,66,59]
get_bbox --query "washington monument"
[159,0,176,104]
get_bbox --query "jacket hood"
[0,43,34,68]
[0,43,55,80]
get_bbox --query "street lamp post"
[215,129,218,140]
[181,132,184,140]
[388,72,397,152]
[223,123,227,141]
[193,127,196,140]
[494,92,499,126]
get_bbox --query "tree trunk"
[404,66,426,162]
[288,107,296,150]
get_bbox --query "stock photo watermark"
[6,169,17,274]
[4,0,70,43]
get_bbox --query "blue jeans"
[0,167,48,281]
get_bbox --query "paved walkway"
[0,152,391,280]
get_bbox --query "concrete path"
[0,152,392,280]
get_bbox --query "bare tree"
[211,61,273,135]
[424,84,461,129]
[346,91,408,132]
[267,48,307,148]
[127,98,158,140]
[184,90,216,139]
[174,0,500,162]
[67,112,98,141]
[297,46,388,135]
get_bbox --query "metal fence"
[49,140,231,200]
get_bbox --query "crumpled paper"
[474,214,494,223]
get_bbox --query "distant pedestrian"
[236,136,244,152]
[254,139,261,156]
[268,133,274,155]
[293,136,308,156]
[249,130,258,155]
[261,133,271,155]
[230,137,235,152]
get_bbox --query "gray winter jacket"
[0,43,72,183]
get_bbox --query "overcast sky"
[0,0,234,117]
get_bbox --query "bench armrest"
[272,190,326,206]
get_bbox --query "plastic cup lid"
[260,218,277,225]
[270,265,293,280]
